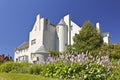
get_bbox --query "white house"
[14,14,111,63]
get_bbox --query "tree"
[65,45,74,54]
[73,21,103,53]
[0,54,13,63]
[109,44,120,59]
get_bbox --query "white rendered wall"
[64,15,81,45]
[29,18,45,53]
[43,19,56,51]
[57,24,68,52]
[29,16,56,63]
[28,17,45,63]
[31,53,49,64]
[103,33,111,44]
[64,15,71,45]
[103,37,109,44]
[32,14,42,32]
[55,27,59,51]
[71,21,81,45]
[14,48,29,62]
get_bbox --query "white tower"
[56,19,68,52]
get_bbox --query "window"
[16,58,18,62]
[31,39,36,45]
[37,57,39,61]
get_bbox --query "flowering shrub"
[39,61,109,79]
[0,53,115,79]
[106,59,120,80]
[46,52,112,68]
[40,53,112,79]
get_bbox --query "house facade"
[14,14,111,63]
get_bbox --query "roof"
[15,42,29,51]
[50,23,56,26]
[102,32,110,37]
[35,45,49,53]
[58,19,67,26]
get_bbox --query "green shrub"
[0,62,21,73]
[41,63,56,77]
[81,62,109,80]
[107,60,120,80]
[0,60,112,79]
[29,64,42,75]
[110,50,120,59]
[107,66,119,80]
[49,50,61,56]
[41,61,109,80]
[0,62,30,73]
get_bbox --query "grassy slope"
[0,73,59,80]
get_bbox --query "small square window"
[31,39,36,45]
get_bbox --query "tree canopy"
[73,21,103,53]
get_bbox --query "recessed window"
[31,39,36,45]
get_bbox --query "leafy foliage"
[0,62,29,73]
[65,45,73,54]
[73,21,103,53]
[49,50,61,56]
[107,60,120,80]
[29,64,42,75]
[0,53,112,80]
[41,63,56,77]
[109,44,120,59]
[37,61,109,79]
[98,44,120,59]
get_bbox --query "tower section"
[56,19,68,52]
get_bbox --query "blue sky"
[0,0,120,57]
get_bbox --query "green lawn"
[0,73,59,80]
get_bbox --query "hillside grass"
[0,73,59,80]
